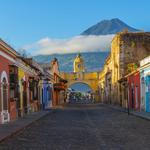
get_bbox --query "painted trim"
[0,71,9,123]
[140,56,150,67]
[15,58,37,76]
[0,50,38,77]
[0,50,15,63]
[0,71,8,83]
[0,39,18,56]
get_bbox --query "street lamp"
[123,80,130,115]
[126,83,130,115]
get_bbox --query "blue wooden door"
[146,76,150,112]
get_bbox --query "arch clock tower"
[73,54,85,73]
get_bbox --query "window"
[2,78,8,110]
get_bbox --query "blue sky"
[0,0,150,51]
[70,83,92,93]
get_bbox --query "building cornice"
[0,39,19,58]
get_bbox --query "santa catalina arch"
[60,54,100,102]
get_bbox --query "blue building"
[42,80,53,109]
[140,56,150,112]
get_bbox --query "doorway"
[1,75,10,123]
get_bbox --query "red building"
[0,39,18,123]
[0,39,53,124]
[127,70,141,111]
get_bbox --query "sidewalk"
[0,110,51,143]
[103,103,150,121]
[130,111,150,121]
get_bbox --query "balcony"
[54,82,66,91]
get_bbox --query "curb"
[102,104,150,121]
[129,112,150,121]
[101,103,127,113]
[0,110,53,143]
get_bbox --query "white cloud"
[24,35,115,55]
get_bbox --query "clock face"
[78,64,81,68]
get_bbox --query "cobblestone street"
[1,104,150,150]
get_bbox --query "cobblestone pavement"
[1,104,150,150]
[69,98,94,104]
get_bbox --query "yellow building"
[18,67,26,116]
[99,55,112,103]
[17,58,40,116]
[99,31,150,106]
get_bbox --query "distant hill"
[81,18,139,35]
[33,18,140,72]
[33,52,109,72]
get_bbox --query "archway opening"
[2,77,8,110]
[67,82,94,104]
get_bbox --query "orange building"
[50,58,67,106]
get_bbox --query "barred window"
[2,78,8,110]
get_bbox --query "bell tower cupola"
[73,53,85,73]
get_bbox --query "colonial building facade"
[61,54,100,102]
[99,31,150,110]
[140,56,150,112]
[0,39,18,123]
[52,58,67,106]
[0,39,64,124]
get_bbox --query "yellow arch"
[68,81,94,92]
[60,72,100,102]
